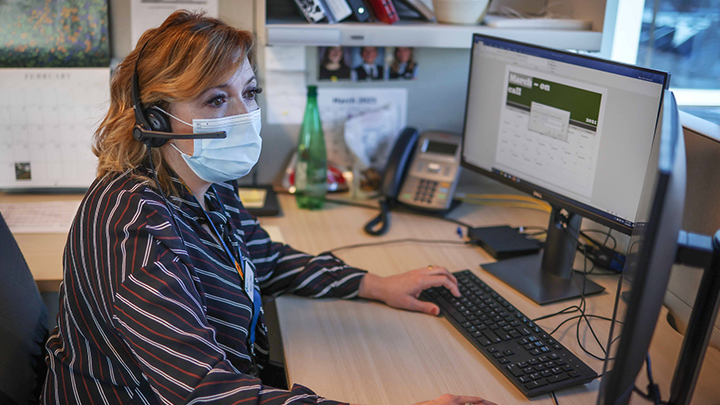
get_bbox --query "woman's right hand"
[411,394,497,405]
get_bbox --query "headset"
[131,39,226,148]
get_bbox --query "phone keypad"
[414,179,438,203]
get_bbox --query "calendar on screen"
[0,68,109,189]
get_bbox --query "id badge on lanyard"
[204,208,256,304]
[197,187,262,347]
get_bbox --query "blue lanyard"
[193,186,263,349]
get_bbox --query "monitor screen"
[460,35,669,305]
[598,90,685,404]
[462,35,668,233]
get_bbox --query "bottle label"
[295,161,308,190]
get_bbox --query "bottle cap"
[307,85,318,97]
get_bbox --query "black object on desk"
[421,270,598,398]
[236,185,281,217]
[468,225,542,260]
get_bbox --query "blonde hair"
[92,10,255,195]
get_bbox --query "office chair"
[0,211,49,405]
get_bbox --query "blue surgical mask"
[163,108,263,183]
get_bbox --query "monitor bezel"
[460,33,670,236]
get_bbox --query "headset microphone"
[131,43,226,148]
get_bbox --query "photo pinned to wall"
[15,163,31,181]
[317,46,418,81]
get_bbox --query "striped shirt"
[43,168,367,404]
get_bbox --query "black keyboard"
[420,270,598,398]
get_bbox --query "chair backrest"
[0,211,48,405]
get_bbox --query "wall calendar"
[0,68,109,189]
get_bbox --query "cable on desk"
[324,195,476,231]
[530,243,613,362]
[456,193,552,213]
[633,354,666,405]
[324,197,379,210]
[551,391,559,405]
[328,238,473,254]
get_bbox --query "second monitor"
[461,34,669,304]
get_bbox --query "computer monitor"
[664,112,720,353]
[461,34,669,304]
[597,90,685,404]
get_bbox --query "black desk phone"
[364,128,462,235]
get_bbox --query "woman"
[389,47,417,80]
[42,10,493,405]
[319,46,351,81]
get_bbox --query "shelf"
[265,20,603,50]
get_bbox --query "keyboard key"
[547,373,570,383]
[476,337,492,346]
[507,364,524,377]
[524,379,548,390]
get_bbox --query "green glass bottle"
[295,85,327,210]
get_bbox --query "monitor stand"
[481,207,605,305]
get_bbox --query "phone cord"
[364,199,391,236]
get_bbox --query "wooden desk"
[0,193,83,292]
[260,194,720,405]
[3,191,720,404]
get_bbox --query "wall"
[109,0,255,58]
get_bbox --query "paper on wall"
[265,46,306,72]
[263,46,308,125]
[131,0,218,48]
[344,107,402,171]
[317,88,407,170]
[264,70,307,125]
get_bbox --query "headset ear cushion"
[144,106,172,133]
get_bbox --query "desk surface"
[3,190,720,404]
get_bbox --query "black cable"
[644,353,664,404]
[579,229,617,251]
[531,240,613,362]
[363,199,391,236]
[329,238,472,254]
[551,391,559,405]
[324,197,379,210]
[574,245,609,361]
